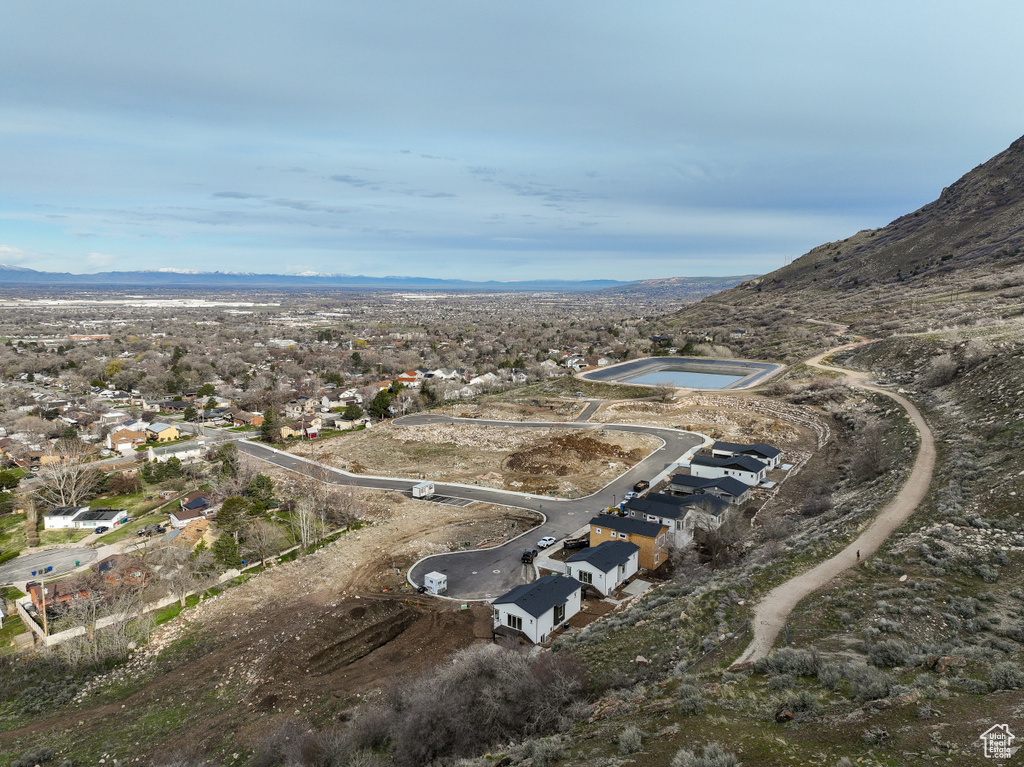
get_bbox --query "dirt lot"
[589,393,811,449]
[0,488,529,762]
[290,422,660,495]
[445,399,585,421]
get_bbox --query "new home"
[589,515,669,570]
[491,574,582,644]
[710,441,783,469]
[564,540,639,596]
[688,454,768,486]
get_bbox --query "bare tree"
[36,439,101,507]
[290,498,323,549]
[152,546,217,607]
[242,518,287,568]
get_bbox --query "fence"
[17,568,241,648]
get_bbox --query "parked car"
[537,536,556,548]
[521,548,538,564]
[624,491,638,501]
[94,526,109,534]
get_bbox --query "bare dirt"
[0,488,521,761]
[290,422,660,495]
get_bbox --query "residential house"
[231,410,265,427]
[564,541,639,596]
[624,493,731,547]
[491,574,582,644]
[395,370,424,388]
[710,441,783,469]
[688,454,767,486]
[71,508,128,530]
[26,578,92,613]
[147,438,206,464]
[589,515,669,570]
[43,506,90,530]
[105,428,147,454]
[667,474,753,505]
[283,397,312,419]
[145,422,180,443]
[168,508,205,528]
[94,554,149,588]
[180,491,213,515]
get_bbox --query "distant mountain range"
[0,265,756,296]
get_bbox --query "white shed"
[423,571,447,595]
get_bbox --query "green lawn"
[0,614,27,655]
[39,529,92,545]
[0,513,28,557]
[89,491,166,516]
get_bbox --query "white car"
[624,491,638,500]
[537,536,557,548]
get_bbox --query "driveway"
[235,415,704,599]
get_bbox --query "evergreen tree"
[212,532,242,568]
[343,403,364,421]
[260,406,281,444]
[368,389,392,419]
[217,496,249,533]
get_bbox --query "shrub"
[754,648,821,677]
[517,735,572,767]
[868,640,911,668]
[676,684,706,715]
[671,742,742,767]
[846,665,894,701]
[816,662,845,690]
[12,748,55,767]
[618,725,643,755]
[784,689,821,718]
[989,662,1024,690]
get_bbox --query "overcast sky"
[2,2,1023,281]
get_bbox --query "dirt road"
[733,342,936,664]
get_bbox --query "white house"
[689,454,768,486]
[491,575,582,644]
[168,508,204,528]
[623,493,731,547]
[710,441,783,469]
[44,506,127,530]
[43,506,90,530]
[564,541,639,596]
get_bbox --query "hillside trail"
[733,341,936,664]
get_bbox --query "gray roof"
[589,515,666,538]
[690,454,767,474]
[74,508,125,522]
[44,505,88,518]
[627,493,730,518]
[566,540,639,573]
[492,574,582,618]
[670,474,751,499]
[712,441,782,460]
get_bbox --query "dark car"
[94,526,109,535]
[521,548,538,564]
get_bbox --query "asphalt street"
[0,546,97,583]
[235,415,703,599]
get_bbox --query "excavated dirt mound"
[503,433,648,476]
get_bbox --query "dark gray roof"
[566,540,639,572]
[74,508,124,522]
[589,515,666,538]
[690,454,767,473]
[712,441,781,459]
[492,574,582,618]
[627,493,731,519]
[670,474,750,499]
[44,505,87,518]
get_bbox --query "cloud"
[330,174,375,188]
[213,191,263,199]
[86,252,116,268]
[0,245,29,262]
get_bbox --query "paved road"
[235,414,703,599]
[733,342,936,663]
[0,546,97,584]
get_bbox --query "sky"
[2,2,1024,282]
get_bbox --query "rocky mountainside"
[670,134,1024,360]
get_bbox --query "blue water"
[627,370,744,389]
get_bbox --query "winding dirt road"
[733,342,936,664]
